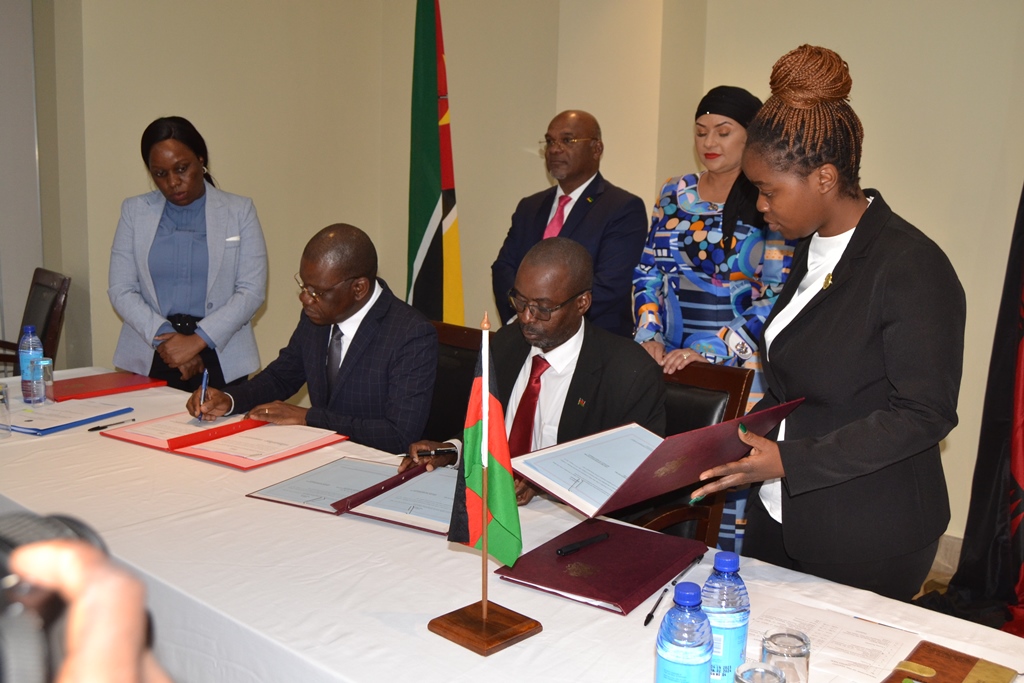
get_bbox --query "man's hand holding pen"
[401,440,459,473]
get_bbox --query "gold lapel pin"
[823,272,833,290]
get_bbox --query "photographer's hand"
[10,540,172,683]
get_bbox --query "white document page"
[746,596,920,682]
[250,457,400,512]
[350,467,458,533]
[190,424,336,461]
[125,413,242,441]
[515,425,663,515]
[9,399,129,432]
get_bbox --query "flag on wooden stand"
[407,0,463,323]
[448,332,522,567]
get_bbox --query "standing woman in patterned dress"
[632,87,795,551]
[633,86,793,407]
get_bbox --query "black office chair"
[421,321,484,442]
[632,363,754,546]
[0,268,72,375]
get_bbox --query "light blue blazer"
[108,183,267,383]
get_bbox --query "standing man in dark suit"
[492,111,648,338]
[406,238,664,504]
[187,224,437,454]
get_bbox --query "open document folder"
[513,399,802,518]
[248,455,458,535]
[102,412,346,469]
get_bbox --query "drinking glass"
[762,628,810,683]
[735,661,786,682]
[30,357,54,404]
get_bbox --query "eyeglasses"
[295,272,355,302]
[507,288,590,321]
[539,136,599,151]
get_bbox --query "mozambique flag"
[406,0,463,323]
[448,350,522,567]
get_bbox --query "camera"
[0,512,107,683]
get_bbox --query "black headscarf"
[695,86,765,240]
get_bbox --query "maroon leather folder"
[53,372,166,402]
[495,518,707,615]
[515,398,802,517]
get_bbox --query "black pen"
[644,589,668,626]
[88,418,136,432]
[425,446,458,456]
[556,532,609,556]
[644,554,704,627]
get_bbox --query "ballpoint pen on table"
[643,554,705,626]
[88,418,136,432]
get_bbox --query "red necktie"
[543,195,572,239]
[507,355,550,457]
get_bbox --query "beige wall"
[35,0,1024,539]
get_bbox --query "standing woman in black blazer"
[689,45,966,601]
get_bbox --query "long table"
[1,372,1022,682]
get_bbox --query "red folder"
[103,413,347,470]
[53,372,167,402]
[495,518,707,615]
[514,399,802,517]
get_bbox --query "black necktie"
[327,325,343,392]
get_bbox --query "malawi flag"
[916,179,1024,634]
[448,349,522,567]
[406,0,464,324]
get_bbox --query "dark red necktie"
[507,355,550,457]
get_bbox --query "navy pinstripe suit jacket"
[227,279,437,454]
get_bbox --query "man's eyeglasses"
[507,288,590,321]
[295,273,355,302]
[539,136,599,151]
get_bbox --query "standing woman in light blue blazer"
[108,116,267,391]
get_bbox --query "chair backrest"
[421,321,483,442]
[18,268,72,362]
[662,363,754,437]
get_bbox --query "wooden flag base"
[428,600,542,656]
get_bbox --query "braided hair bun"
[770,45,852,109]
[748,45,864,198]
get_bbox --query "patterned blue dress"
[633,173,794,409]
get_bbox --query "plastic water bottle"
[18,325,44,404]
[655,581,712,683]
[702,551,750,681]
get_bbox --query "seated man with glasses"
[186,223,437,454]
[405,238,664,505]
[491,110,648,338]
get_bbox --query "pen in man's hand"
[556,532,609,556]
[88,418,136,432]
[644,554,704,627]
[199,368,209,406]
[425,446,458,456]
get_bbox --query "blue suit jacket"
[227,280,438,454]
[108,184,267,382]
[491,173,648,337]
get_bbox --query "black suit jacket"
[756,191,965,564]
[228,279,437,454]
[491,173,648,337]
[491,320,665,441]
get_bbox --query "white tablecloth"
[1,373,1022,682]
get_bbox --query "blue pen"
[199,368,209,406]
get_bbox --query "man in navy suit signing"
[492,110,648,338]
[187,224,437,454]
